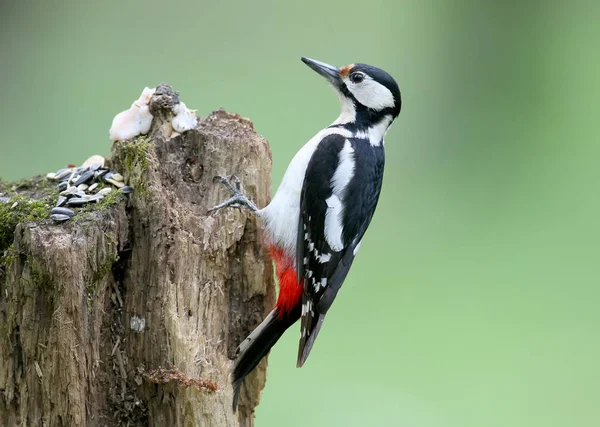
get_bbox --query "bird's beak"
[301,57,342,87]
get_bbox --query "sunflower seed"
[77,184,89,191]
[66,198,88,206]
[106,178,124,188]
[67,169,77,183]
[112,173,124,182]
[58,181,68,191]
[56,196,67,207]
[121,186,134,194]
[95,169,109,179]
[98,188,112,195]
[51,214,71,222]
[51,207,75,217]
[88,183,98,192]
[54,168,73,180]
[88,194,104,203]
[60,187,76,196]
[74,171,94,186]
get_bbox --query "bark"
[0,84,275,427]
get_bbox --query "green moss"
[0,176,56,258]
[92,254,119,283]
[71,211,95,225]
[123,136,150,172]
[121,136,151,196]
[1,176,56,198]
[72,188,126,224]
[86,252,119,302]
[0,194,51,253]
[30,266,52,289]
[0,244,17,283]
[26,257,53,290]
[2,245,17,266]
[98,188,126,210]
[0,176,55,273]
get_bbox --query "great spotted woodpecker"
[209,57,402,409]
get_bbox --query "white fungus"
[109,86,199,142]
[171,101,198,133]
[130,316,146,333]
[109,87,156,142]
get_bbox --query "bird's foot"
[208,175,259,213]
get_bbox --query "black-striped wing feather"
[296,133,385,366]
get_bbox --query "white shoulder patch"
[331,140,355,191]
[324,195,344,251]
[324,139,355,251]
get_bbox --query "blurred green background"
[1,0,599,426]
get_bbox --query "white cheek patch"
[345,76,395,111]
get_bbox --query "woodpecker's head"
[301,57,401,128]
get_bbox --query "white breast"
[259,127,352,259]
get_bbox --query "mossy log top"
[0,85,275,427]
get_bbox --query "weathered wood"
[0,85,275,427]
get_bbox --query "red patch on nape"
[339,64,355,78]
[269,246,303,317]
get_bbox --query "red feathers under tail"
[270,246,303,316]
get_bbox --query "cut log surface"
[0,84,275,427]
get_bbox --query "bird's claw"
[233,175,241,191]
[208,174,258,213]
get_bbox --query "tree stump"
[0,85,275,427]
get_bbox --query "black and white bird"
[209,57,402,409]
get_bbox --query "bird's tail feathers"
[297,311,326,368]
[232,306,300,411]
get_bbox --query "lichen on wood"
[0,84,275,427]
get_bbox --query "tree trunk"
[0,85,275,427]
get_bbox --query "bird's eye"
[349,72,365,83]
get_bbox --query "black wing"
[296,133,385,367]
